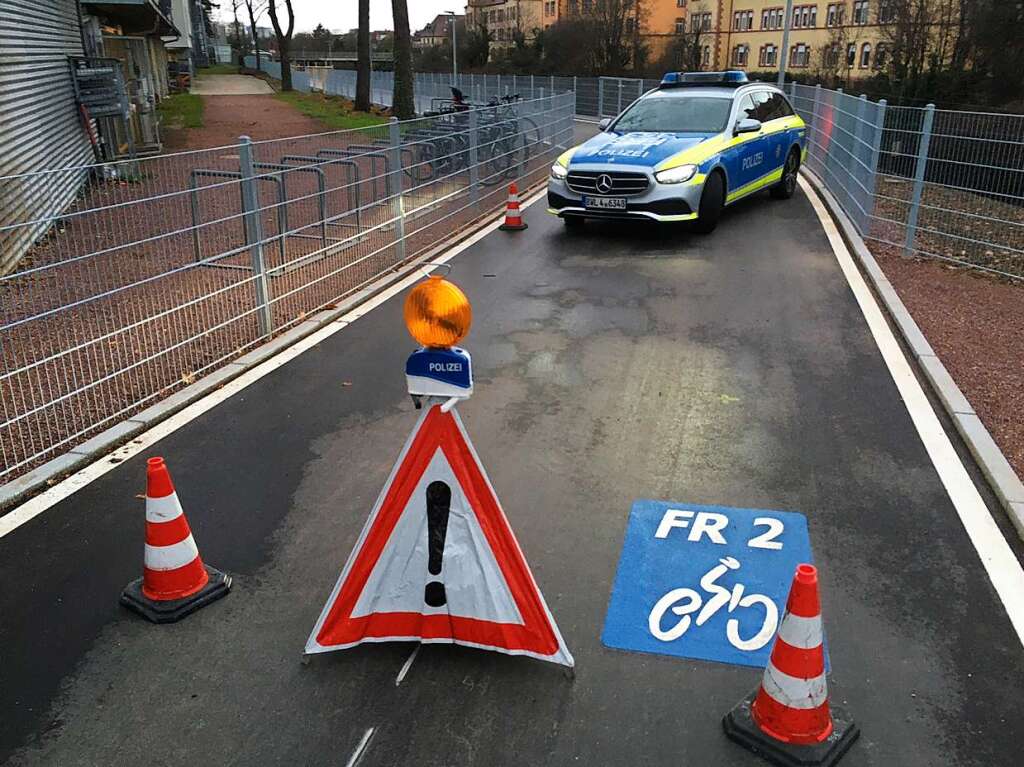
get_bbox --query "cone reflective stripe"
[499,182,528,231]
[723,564,860,767]
[120,457,230,623]
[141,461,209,600]
[752,564,831,744]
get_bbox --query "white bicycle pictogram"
[648,557,779,651]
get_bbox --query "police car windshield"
[613,96,732,134]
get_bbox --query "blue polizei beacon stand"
[406,346,473,408]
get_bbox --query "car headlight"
[550,163,568,180]
[655,164,698,184]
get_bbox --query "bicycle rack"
[317,147,390,201]
[189,168,287,268]
[279,154,363,234]
[253,161,325,248]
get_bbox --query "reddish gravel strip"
[163,94,327,151]
[871,245,1024,479]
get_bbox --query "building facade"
[413,13,465,49]
[465,0,543,49]
[644,0,908,79]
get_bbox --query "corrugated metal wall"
[0,0,93,275]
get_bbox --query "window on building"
[875,43,888,69]
[733,44,749,66]
[853,0,869,24]
[860,42,871,67]
[825,44,840,68]
[677,0,687,6]
[703,45,711,65]
[792,43,810,67]
[760,44,778,66]
[847,42,857,66]
[693,11,711,31]
[625,16,636,33]
[545,1,556,15]
[879,0,897,22]
[827,3,844,26]
[733,10,754,31]
[675,17,685,33]
[762,8,770,28]
[810,6,817,26]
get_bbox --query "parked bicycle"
[405,88,543,186]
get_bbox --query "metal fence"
[0,92,575,483]
[788,83,1024,279]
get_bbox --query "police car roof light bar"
[659,71,750,89]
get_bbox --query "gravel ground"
[870,244,1024,479]
[0,92,554,483]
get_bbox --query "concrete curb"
[802,169,1024,540]
[0,185,534,514]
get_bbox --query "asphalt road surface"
[3,186,1024,766]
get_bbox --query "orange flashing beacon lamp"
[404,274,474,403]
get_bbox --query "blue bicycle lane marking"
[602,500,826,669]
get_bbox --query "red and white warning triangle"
[305,403,573,667]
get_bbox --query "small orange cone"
[723,564,859,766]
[499,182,528,231]
[120,457,231,623]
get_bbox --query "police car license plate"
[583,196,626,211]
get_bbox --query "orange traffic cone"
[723,564,859,766]
[120,457,231,623]
[499,182,528,231]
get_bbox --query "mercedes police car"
[548,71,806,233]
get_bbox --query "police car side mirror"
[734,118,762,135]
[598,118,612,131]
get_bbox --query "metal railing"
[788,83,1024,280]
[0,92,576,483]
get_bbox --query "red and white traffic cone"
[120,457,231,623]
[723,564,859,766]
[499,182,528,231]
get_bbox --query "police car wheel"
[563,215,585,229]
[771,149,800,200]
[693,172,724,234]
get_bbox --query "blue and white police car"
[547,71,807,233]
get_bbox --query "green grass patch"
[157,93,204,130]
[275,91,388,132]
[197,63,240,75]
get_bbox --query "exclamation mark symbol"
[424,481,451,607]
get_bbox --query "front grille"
[566,171,649,196]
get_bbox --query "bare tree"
[243,0,268,70]
[816,22,851,87]
[267,0,295,91]
[661,2,710,73]
[391,0,415,119]
[356,0,370,111]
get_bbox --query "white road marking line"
[344,727,376,767]
[0,189,546,540]
[395,644,421,686]
[800,176,1024,647]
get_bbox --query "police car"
[547,71,806,233]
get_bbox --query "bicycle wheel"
[517,116,543,161]
[403,141,439,185]
[480,136,518,186]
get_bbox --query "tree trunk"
[268,0,295,92]
[355,0,371,111]
[246,3,261,70]
[391,0,415,119]
[280,40,292,90]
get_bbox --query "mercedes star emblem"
[596,174,614,193]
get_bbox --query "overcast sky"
[222,1,458,34]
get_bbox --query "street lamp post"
[446,11,458,86]
[777,0,794,86]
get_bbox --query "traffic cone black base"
[499,220,528,231]
[121,565,232,624]
[723,691,860,767]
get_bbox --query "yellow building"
[643,0,895,79]
[465,0,544,49]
